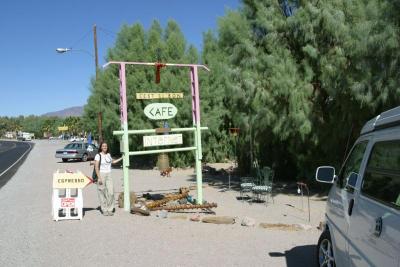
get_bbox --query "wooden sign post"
[104,61,210,211]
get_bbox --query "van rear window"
[362,140,400,209]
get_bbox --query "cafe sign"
[144,103,177,120]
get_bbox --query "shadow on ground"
[185,171,328,201]
[269,245,317,267]
[83,207,100,216]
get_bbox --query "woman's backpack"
[92,153,101,183]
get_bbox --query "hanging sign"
[144,103,178,120]
[136,92,183,99]
[53,172,92,189]
[143,134,183,147]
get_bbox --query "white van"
[315,106,400,267]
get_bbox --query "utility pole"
[93,24,103,143]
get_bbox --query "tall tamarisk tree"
[212,0,400,179]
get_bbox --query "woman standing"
[94,142,122,216]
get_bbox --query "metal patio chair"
[239,161,260,201]
[240,176,256,201]
[252,166,274,205]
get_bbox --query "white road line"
[0,142,32,177]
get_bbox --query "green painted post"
[194,125,203,204]
[113,127,208,136]
[191,66,203,204]
[119,63,131,212]
[105,61,210,212]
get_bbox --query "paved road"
[0,140,32,188]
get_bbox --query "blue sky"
[0,0,239,117]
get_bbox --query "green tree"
[84,20,214,166]
[214,0,400,179]
[63,116,83,136]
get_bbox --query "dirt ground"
[0,140,327,266]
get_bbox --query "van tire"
[62,158,68,162]
[317,230,335,267]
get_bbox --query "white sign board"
[143,134,183,147]
[53,172,92,189]
[136,92,183,99]
[144,103,178,120]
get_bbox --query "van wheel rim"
[319,239,335,267]
[82,155,87,161]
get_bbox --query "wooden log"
[202,216,235,224]
[130,206,150,216]
[146,188,190,209]
[152,203,217,211]
[259,223,303,231]
[118,192,137,208]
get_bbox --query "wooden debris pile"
[126,187,217,216]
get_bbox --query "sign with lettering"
[61,198,75,208]
[136,92,183,99]
[58,126,69,131]
[53,172,92,189]
[143,134,183,147]
[144,103,178,120]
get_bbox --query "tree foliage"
[213,0,400,179]
[83,1,400,180]
[0,115,84,138]
[83,20,226,165]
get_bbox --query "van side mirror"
[346,172,358,190]
[315,166,336,183]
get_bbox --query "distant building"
[5,131,16,139]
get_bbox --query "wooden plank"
[155,128,171,133]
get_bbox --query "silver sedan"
[55,142,98,162]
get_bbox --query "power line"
[98,26,118,39]
[69,29,93,49]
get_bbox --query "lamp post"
[56,24,103,143]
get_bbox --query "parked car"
[69,136,79,142]
[315,106,400,267]
[55,142,98,162]
[17,132,33,141]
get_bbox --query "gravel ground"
[0,140,326,267]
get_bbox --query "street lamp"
[56,48,71,53]
[56,24,103,143]
[56,48,94,57]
